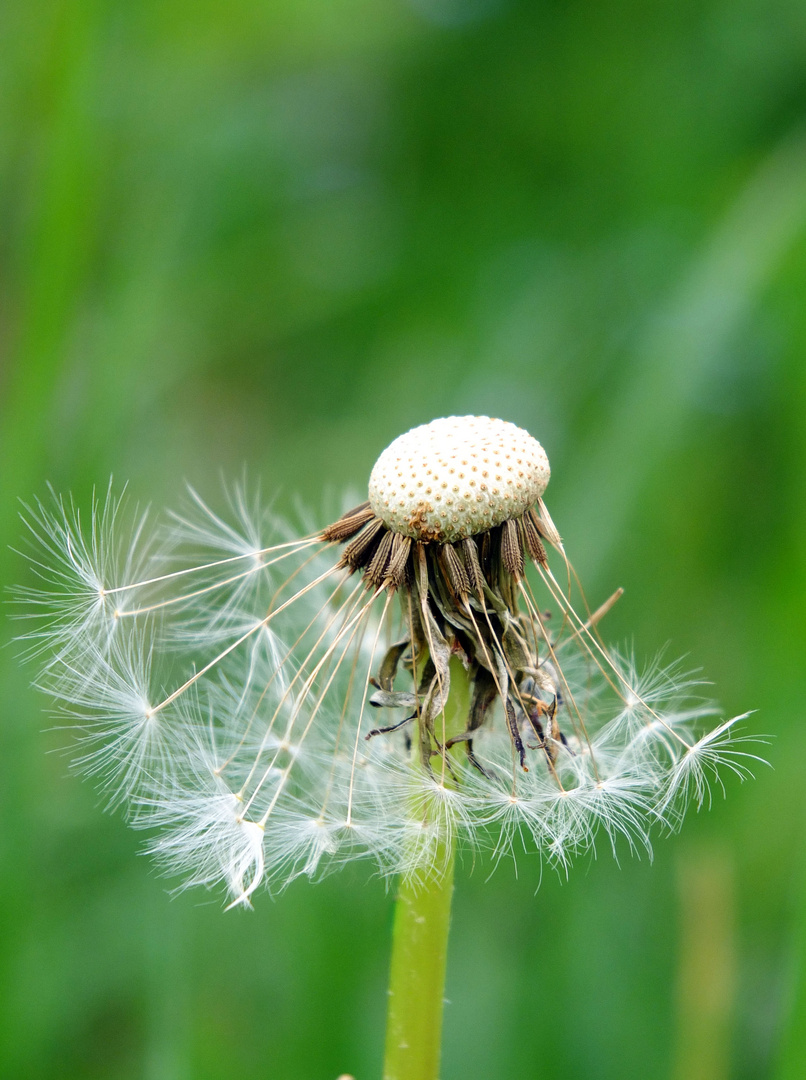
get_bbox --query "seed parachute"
[16,416,758,907]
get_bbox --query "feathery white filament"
[16,425,757,908]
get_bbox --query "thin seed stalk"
[382,839,455,1080]
[382,657,470,1080]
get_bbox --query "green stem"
[382,657,468,1080]
[382,840,456,1080]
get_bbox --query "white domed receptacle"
[368,415,550,544]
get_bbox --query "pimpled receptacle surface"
[368,415,550,543]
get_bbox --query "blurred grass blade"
[673,845,736,1080]
[560,129,806,577]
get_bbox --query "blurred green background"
[2,1,806,1077]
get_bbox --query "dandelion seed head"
[16,416,759,906]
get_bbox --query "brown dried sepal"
[501,518,524,579]
[523,511,548,565]
[461,537,486,600]
[533,498,562,548]
[440,543,470,600]
[321,502,375,542]
[365,529,395,587]
[386,533,412,589]
[339,517,385,571]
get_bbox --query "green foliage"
[2,1,805,1077]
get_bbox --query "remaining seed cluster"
[18,412,751,904]
[322,497,560,776]
[321,496,550,594]
[322,416,563,776]
[367,416,550,544]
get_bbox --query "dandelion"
[16,415,758,1080]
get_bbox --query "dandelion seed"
[16,416,759,905]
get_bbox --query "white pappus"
[15,416,761,908]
